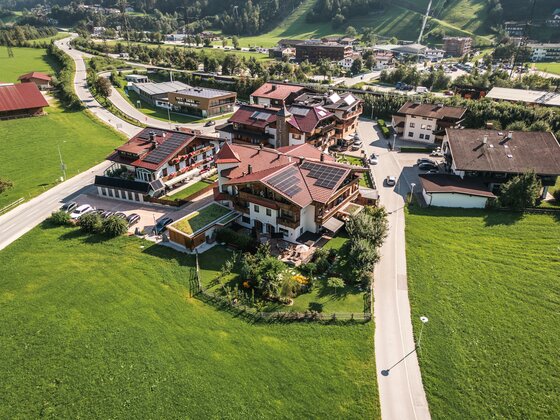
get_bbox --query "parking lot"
[68,191,214,235]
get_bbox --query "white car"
[369,154,379,165]
[70,204,94,219]
[351,141,362,150]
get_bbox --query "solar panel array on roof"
[267,166,302,197]
[344,95,356,106]
[301,161,346,189]
[290,107,310,117]
[143,133,187,164]
[250,111,271,121]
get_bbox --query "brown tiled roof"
[288,105,334,133]
[419,174,496,198]
[228,104,277,129]
[446,129,560,175]
[251,83,306,101]
[398,102,466,120]
[219,143,364,207]
[18,72,52,82]
[0,83,48,112]
[214,141,240,163]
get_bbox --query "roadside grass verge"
[406,207,560,418]
[0,225,379,418]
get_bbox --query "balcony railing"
[277,216,300,229]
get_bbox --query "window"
[279,227,289,237]
[175,164,180,171]
[162,168,168,177]
[409,122,415,128]
[421,124,426,130]
[408,132,414,137]
[419,133,424,139]
[425,135,430,141]
[427,125,432,130]
[242,215,250,224]
[292,134,301,140]
[266,208,272,216]
[254,205,259,213]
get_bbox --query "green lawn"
[165,180,214,201]
[172,203,232,235]
[0,47,125,208]
[533,62,560,75]
[406,207,560,419]
[0,47,60,82]
[0,225,379,418]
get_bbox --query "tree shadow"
[483,211,524,226]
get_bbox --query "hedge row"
[47,44,82,110]
[377,119,390,139]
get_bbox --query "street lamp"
[418,316,429,348]
[57,144,66,181]
[409,182,416,204]
[392,133,397,151]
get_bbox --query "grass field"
[0,47,125,208]
[165,180,214,201]
[533,62,560,75]
[0,46,60,81]
[0,224,379,418]
[406,207,560,418]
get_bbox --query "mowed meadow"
[0,224,380,418]
[406,208,560,419]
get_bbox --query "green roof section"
[172,203,235,236]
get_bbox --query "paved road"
[54,35,141,138]
[0,162,109,251]
[0,35,139,252]
[357,119,431,420]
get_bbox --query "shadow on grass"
[407,205,526,226]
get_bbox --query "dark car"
[204,120,216,127]
[417,158,437,166]
[114,212,127,220]
[126,213,141,226]
[418,162,438,171]
[101,210,114,219]
[94,209,105,216]
[154,217,174,235]
[60,201,78,213]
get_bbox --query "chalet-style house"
[18,72,52,90]
[0,83,49,120]
[419,128,560,208]
[94,127,221,201]
[213,142,368,242]
[250,83,310,108]
[392,102,467,143]
[217,103,337,149]
[293,90,363,141]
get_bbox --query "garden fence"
[193,252,372,323]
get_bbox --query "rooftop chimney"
[482,135,488,144]
[248,164,252,174]
[320,153,325,161]
[485,122,494,129]
[149,131,156,142]
[271,84,277,91]
[507,131,513,140]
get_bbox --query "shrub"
[299,262,317,276]
[79,212,102,233]
[399,146,434,153]
[553,189,560,202]
[380,125,390,139]
[499,172,542,210]
[49,210,71,226]
[377,119,386,127]
[216,228,255,252]
[102,215,128,237]
[327,277,345,294]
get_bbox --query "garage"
[419,174,496,209]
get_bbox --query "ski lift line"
[417,0,433,44]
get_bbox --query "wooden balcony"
[277,216,300,229]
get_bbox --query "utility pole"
[57,144,67,181]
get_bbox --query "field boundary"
[193,252,372,323]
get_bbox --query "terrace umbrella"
[295,244,309,253]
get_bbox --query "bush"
[102,216,128,237]
[327,277,345,294]
[216,228,255,252]
[49,210,71,226]
[399,146,435,153]
[377,119,386,127]
[299,262,317,276]
[79,212,102,233]
[499,172,542,210]
[553,189,560,202]
[380,125,390,139]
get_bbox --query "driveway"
[357,119,432,420]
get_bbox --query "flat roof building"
[168,87,236,118]
[443,37,472,57]
[295,42,353,63]
[486,87,560,107]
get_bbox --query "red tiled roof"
[251,83,306,101]
[18,72,52,82]
[228,104,277,129]
[219,143,364,207]
[0,83,48,112]
[215,141,241,164]
[288,105,334,133]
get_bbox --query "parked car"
[351,140,362,150]
[386,176,396,186]
[418,162,438,171]
[154,217,174,235]
[101,210,114,219]
[369,154,379,165]
[426,169,439,174]
[204,120,216,127]
[329,144,345,152]
[60,201,77,213]
[70,204,94,219]
[417,158,437,166]
[126,213,141,226]
[94,209,105,216]
[430,150,444,157]
[114,212,127,220]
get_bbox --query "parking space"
[70,192,214,235]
